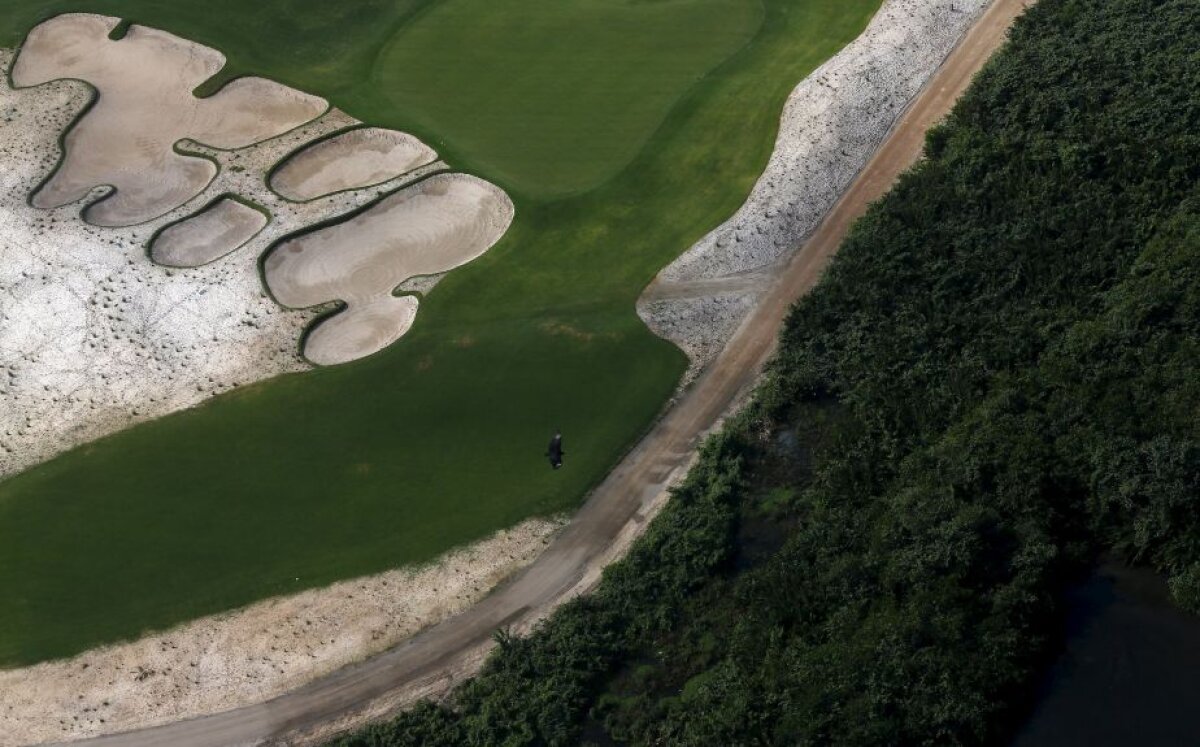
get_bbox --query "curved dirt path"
[63,1,1030,744]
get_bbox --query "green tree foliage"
[334,0,1200,743]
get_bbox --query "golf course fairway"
[0,0,880,666]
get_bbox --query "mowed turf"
[0,0,880,666]
[373,0,764,197]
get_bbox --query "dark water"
[1013,564,1200,746]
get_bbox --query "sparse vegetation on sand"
[0,0,879,665]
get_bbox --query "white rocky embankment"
[638,0,991,382]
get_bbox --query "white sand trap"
[264,173,514,365]
[149,197,268,267]
[10,13,326,227]
[271,127,438,202]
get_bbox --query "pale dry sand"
[11,14,326,227]
[271,127,438,202]
[149,197,268,267]
[264,173,514,365]
[0,518,563,747]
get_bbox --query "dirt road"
[65,1,1030,744]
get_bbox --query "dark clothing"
[546,433,564,469]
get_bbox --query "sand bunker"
[10,13,326,227]
[0,45,446,479]
[149,197,269,267]
[264,173,514,365]
[271,127,438,202]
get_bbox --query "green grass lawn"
[0,0,880,666]
[371,0,764,198]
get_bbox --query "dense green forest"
[333,0,1200,743]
